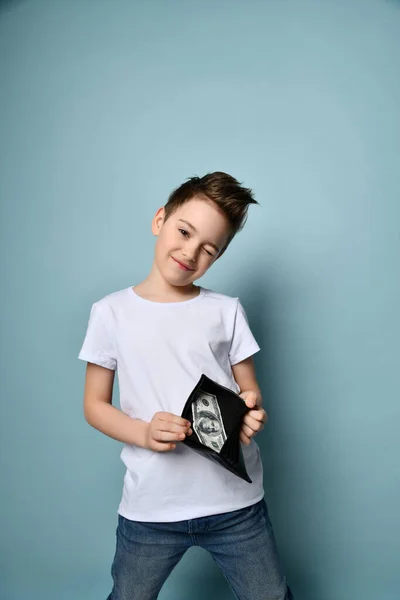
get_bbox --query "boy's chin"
[166,266,199,281]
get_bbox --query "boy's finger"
[248,408,268,422]
[154,430,187,443]
[240,432,251,445]
[241,423,255,438]
[157,412,191,429]
[244,414,263,430]
[159,421,190,433]
[149,439,177,452]
[244,395,257,409]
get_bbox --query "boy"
[78,172,294,600]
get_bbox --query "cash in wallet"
[180,374,253,483]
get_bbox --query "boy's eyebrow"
[177,219,221,252]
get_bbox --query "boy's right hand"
[145,412,192,452]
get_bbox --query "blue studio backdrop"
[1,1,399,599]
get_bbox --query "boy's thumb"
[240,391,257,408]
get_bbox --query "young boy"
[78,172,294,600]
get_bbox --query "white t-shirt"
[78,285,264,522]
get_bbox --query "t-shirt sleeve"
[228,299,261,366]
[78,301,117,370]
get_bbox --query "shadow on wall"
[0,0,28,15]
[385,0,400,8]
[238,281,312,598]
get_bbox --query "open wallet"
[180,374,253,483]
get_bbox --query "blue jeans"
[106,498,294,600]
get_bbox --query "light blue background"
[1,1,399,599]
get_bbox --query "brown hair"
[163,171,259,257]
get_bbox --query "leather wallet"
[181,374,252,483]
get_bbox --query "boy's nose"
[182,248,197,262]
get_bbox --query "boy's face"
[151,196,231,286]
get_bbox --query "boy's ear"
[151,207,166,236]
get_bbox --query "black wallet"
[180,374,252,483]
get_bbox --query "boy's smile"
[171,256,195,271]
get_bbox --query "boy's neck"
[133,275,201,303]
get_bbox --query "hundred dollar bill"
[192,389,227,453]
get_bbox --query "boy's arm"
[82,363,191,450]
[82,362,149,447]
[231,356,263,405]
[231,356,268,445]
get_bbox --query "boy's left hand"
[239,390,268,445]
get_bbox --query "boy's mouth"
[171,257,195,271]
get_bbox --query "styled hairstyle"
[163,171,259,257]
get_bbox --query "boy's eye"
[179,229,214,257]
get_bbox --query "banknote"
[192,389,227,453]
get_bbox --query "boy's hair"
[164,171,259,257]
